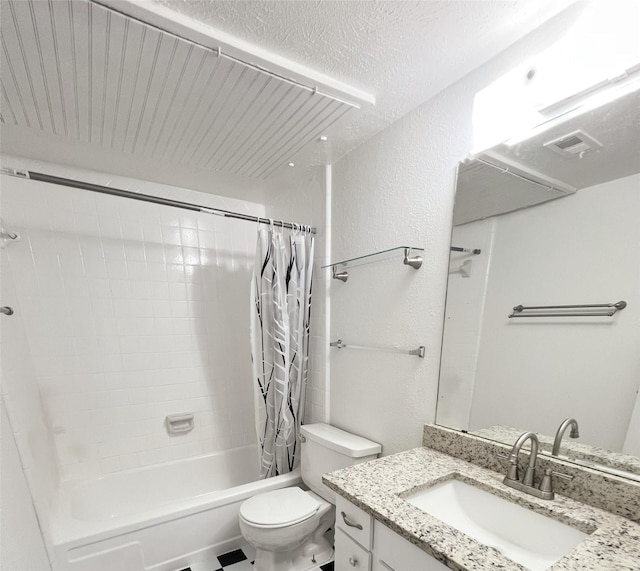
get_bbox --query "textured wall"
[329,87,468,455]
[1,157,264,481]
[328,9,587,455]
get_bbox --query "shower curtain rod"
[8,170,316,234]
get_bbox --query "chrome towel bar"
[450,246,481,255]
[509,301,627,318]
[330,339,425,358]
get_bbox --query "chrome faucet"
[552,418,580,456]
[504,431,539,487]
[500,431,574,500]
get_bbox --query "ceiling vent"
[543,130,603,158]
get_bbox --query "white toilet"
[239,423,381,571]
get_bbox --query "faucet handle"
[551,470,574,481]
[539,469,553,493]
[497,451,519,481]
[539,469,575,493]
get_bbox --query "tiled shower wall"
[1,159,266,481]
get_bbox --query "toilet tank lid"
[300,424,381,458]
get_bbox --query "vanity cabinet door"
[373,521,449,571]
[335,528,372,571]
[336,496,374,549]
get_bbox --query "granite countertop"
[323,447,640,571]
[472,425,640,480]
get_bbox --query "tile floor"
[178,546,334,571]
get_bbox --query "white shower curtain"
[251,223,314,478]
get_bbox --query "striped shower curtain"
[251,223,314,478]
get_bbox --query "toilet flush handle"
[341,511,363,530]
[349,557,359,567]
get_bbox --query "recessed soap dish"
[166,413,194,435]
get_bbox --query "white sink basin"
[405,479,589,571]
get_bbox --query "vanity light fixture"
[505,74,640,146]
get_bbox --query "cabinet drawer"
[373,521,449,571]
[336,496,374,550]
[335,528,372,571]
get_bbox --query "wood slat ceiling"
[0,0,357,179]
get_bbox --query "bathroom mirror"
[436,81,640,481]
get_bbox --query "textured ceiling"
[1,0,578,196]
[136,0,578,162]
[491,87,640,189]
[145,0,573,97]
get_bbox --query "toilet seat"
[240,487,320,527]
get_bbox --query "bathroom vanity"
[324,432,640,570]
[335,500,447,570]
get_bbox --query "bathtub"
[49,445,301,571]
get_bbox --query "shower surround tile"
[1,162,266,480]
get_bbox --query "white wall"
[1,402,52,571]
[625,393,640,456]
[330,90,464,455]
[1,156,265,481]
[1,242,59,559]
[469,175,640,451]
[328,8,593,455]
[437,218,495,429]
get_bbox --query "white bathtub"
[50,445,301,571]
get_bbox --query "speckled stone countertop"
[323,447,640,571]
[473,425,640,480]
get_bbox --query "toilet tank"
[300,423,381,504]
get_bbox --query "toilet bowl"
[238,424,381,571]
[239,487,333,571]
